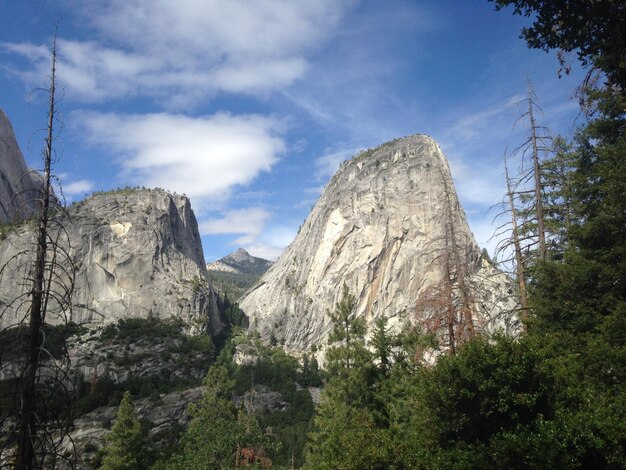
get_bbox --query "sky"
[0,0,587,262]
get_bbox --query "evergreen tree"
[370,316,392,375]
[325,284,368,374]
[154,365,267,470]
[100,391,146,470]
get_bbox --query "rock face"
[0,108,46,224]
[240,134,517,355]
[0,188,223,335]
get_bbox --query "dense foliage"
[100,391,148,470]
[149,330,319,469]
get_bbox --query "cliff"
[0,188,223,335]
[240,134,518,355]
[0,108,47,224]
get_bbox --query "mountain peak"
[208,248,272,274]
[240,134,518,355]
[228,248,252,263]
[207,249,273,300]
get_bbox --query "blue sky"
[0,1,585,261]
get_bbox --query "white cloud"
[200,209,295,260]
[73,111,285,208]
[445,94,525,143]
[200,208,272,236]
[62,179,94,196]
[303,185,326,195]
[4,0,354,105]
[231,224,297,261]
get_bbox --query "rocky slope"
[207,248,273,300]
[0,188,223,335]
[240,134,518,355]
[0,108,47,224]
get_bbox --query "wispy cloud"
[62,179,94,196]
[200,208,272,236]
[199,208,296,260]
[4,0,354,106]
[232,224,297,261]
[73,111,285,209]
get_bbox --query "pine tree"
[325,284,368,374]
[370,316,392,375]
[100,391,146,470]
[154,365,267,470]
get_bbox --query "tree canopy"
[489,0,626,89]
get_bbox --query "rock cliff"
[0,188,223,335]
[240,134,517,355]
[0,108,46,224]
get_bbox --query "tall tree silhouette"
[0,32,77,469]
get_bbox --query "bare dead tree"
[415,166,479,355]
[505,158,529,319]
[491,84,575,324]
[526,85,548,261]
[0,32,77,469]
[510,83,553,263]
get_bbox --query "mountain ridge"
[0,188,224,336]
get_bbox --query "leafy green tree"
[307,290,421,469]
[304,398,394,470]
[298,353,323,387]
[100,391,146,470]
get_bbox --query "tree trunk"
[16,35,57,470]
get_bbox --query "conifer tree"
[100,391,146,470]
[325,284,368,374]
[154,365,267,470]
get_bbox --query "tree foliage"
[154,364,269,470]
[99,391,147,470]
[489,0,626,88]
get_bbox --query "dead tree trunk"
[15,35,57,470]
[415,167,477,356]
[505,159,529,322]
[526,85,547,261]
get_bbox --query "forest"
[2,1,625,469]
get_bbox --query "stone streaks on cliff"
[240,134,518,355]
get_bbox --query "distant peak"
[228,248,253,263]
